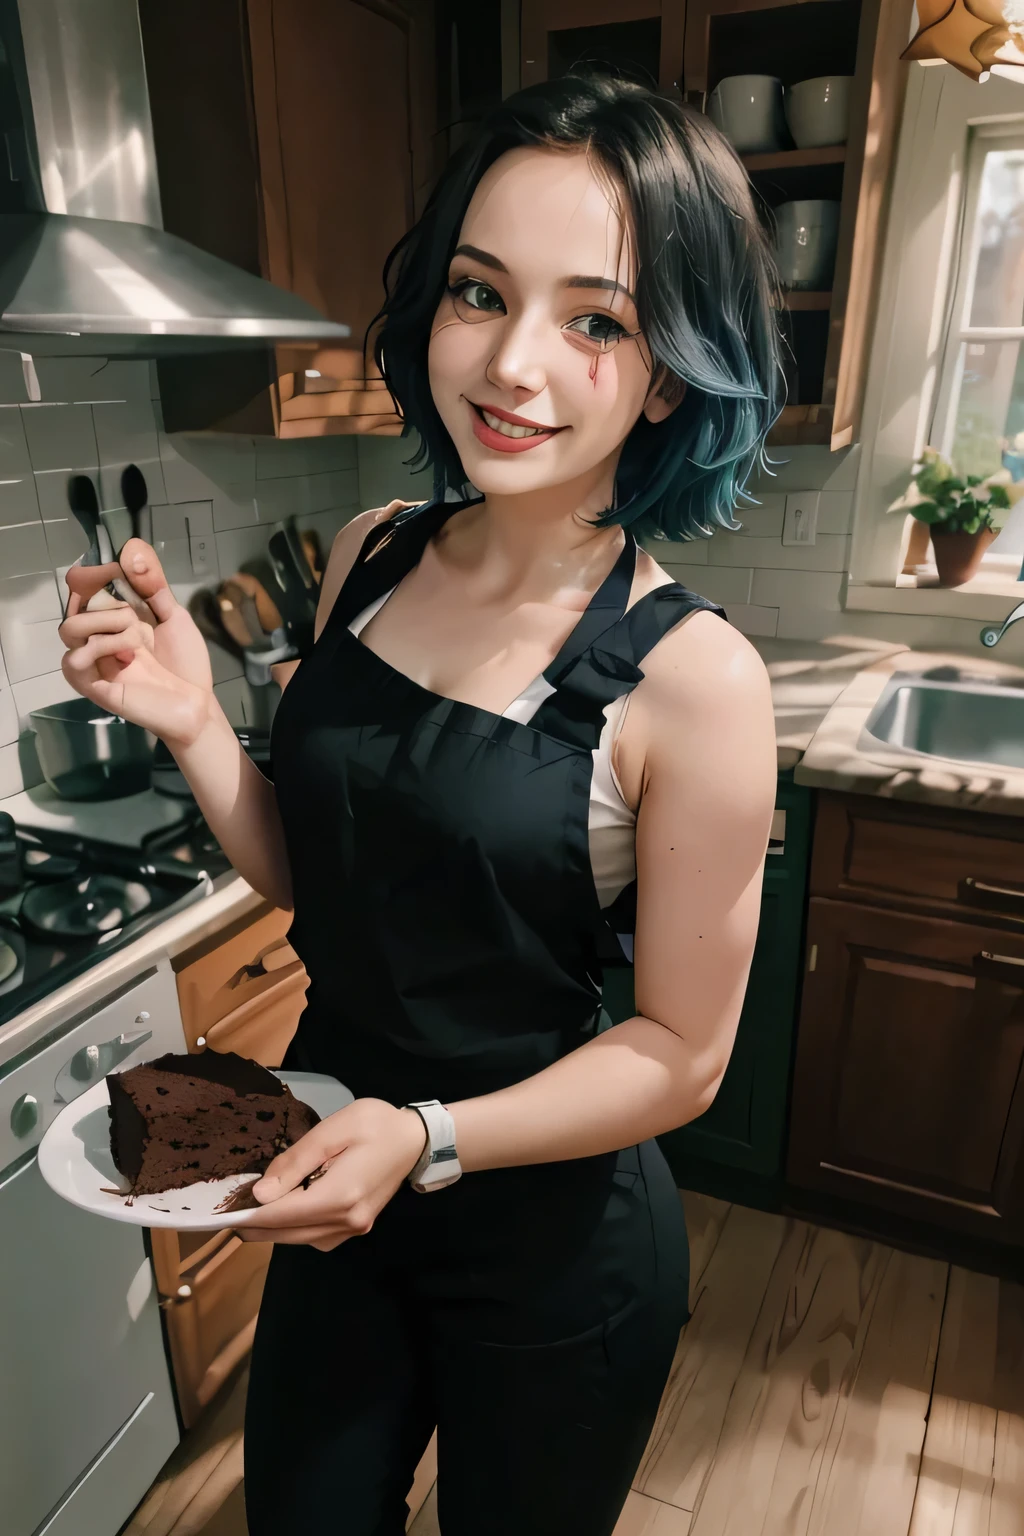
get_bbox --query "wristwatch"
[405,1100,462,1193]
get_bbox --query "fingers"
[116,539,178,623]
[252,1117,347,1200]
[64,560,124,618]
[59,603,136,648]
[62,627,154,678]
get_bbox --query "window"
[932,125,1024,557]
[848,62,1024,617]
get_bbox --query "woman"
[60,75,780,1536]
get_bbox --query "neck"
[447,462,626,591]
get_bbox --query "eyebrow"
[451,245,634,301]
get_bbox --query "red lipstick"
[466,399,565,455]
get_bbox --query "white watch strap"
[406,1100,461,1191]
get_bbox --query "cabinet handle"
[959,876,1024,915]
[975,950,1024,983]
[230,939,298,987]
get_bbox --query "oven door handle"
[53,1027,154,1104]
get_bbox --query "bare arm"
[446,611,777,1169]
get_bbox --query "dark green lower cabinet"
[602,772,812,1196]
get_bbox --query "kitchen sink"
[860,667,1024,770]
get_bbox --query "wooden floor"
[124,1192,1024,1536]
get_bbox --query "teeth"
[482,409,544,439]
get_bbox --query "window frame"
[847,62,1024,621]
[931,122,1024,463]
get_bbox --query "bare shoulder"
[314,499,421,641]
[634,547,771,718]
[624,552,774,802]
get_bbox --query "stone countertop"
[750,636,912,770]
[794,648,1024,815]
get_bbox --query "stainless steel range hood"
[0,0,350,357]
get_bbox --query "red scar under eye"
[589,354,599,386]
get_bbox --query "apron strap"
[324,496,471,632]
[530,583,728,753]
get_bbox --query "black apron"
[272,494,725,1106]
[247,496,729,1536]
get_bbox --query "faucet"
[980,600,1024,647]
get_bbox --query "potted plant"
[890,448,1013,587]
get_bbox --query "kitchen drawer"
[811,791,1024,925]
[175,904,306,1049]
[161,1232,271,1428]
[201,967,308,1067]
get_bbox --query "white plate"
[36,1070,353,1230]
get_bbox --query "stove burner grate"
[21,875,153,941]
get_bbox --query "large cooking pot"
[29,698,154,801]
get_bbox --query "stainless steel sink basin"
[860,668,1024,770]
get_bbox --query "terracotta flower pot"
[930,525,996,587]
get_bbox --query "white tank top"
[348,589,637,910]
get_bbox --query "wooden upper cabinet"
[520,0,686,95]
[684,0,915,449]
[140,0,437,438]
[523,0,914,450]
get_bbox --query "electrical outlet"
[188,528,215,578]
[783,491,819,546]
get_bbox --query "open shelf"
[781,291,833,311]
[766,404,833,446]
[742,145,847,172]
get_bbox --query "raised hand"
[60,538,214,747]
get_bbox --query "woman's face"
[428,146,673,502]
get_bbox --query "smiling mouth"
[469,402,563,440]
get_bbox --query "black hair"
[372,73,786,542]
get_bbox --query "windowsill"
[846,572,1024,621]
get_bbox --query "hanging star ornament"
[902,0,1024,82]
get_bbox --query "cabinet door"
[521,0,684,94]
[175,904,306,1053]
[156,1231,272,1429]
[787,898,1024,1243]
[251,0,436,436]
[606,776,811,1183]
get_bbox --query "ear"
[643,369,686,425]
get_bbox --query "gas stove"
[0,810,230,1029]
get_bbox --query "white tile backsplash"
[0,655,18,745]
[0,741,24,798]
[93,398,167,507]
[726,604,780,637]
[21,404,98,472]
[0,410,33,479]
[712,533,851,572]
[0,518,51,578]
[213,483,259,532]
[11,669,78,731]
[669,563,753,606]
[0,472,42,528]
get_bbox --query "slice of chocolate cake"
[107,1050,320,1196]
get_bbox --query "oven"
[0,963,184,1536]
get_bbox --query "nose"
[485,309,549,397]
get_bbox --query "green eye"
[449,278,505,314]
[565,313,629,348]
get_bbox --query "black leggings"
[244,1139,689,1536]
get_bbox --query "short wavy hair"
[372,73,786,543]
